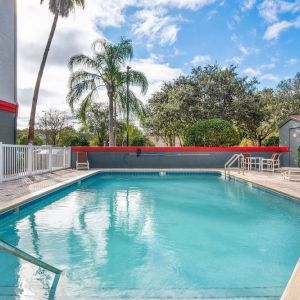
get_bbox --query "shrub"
[185,119,240,146]
[262,135,279,146]
[130,135,154,146]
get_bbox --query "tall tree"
[28,0,85,144]
[37,109,67,145]
[67,38,148,146]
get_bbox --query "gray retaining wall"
[71,151,289,169]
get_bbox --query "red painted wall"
[72,146,289,153]
[0,100,18,113]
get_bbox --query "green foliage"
[147,65,300,146]
[130,135,154,146]
[298,147,300,167]
[185,119,240,146]
[146,65,257,145]
[41,0,85,18]
[83,103,109,146]
[67,38,148,145]
[57,127,89,146]
[262,134,279,146]
[17,129,43,145]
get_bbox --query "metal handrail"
[224,154,244,179]
[0,239,62,274]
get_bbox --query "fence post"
[28,144,33,176]
[0,142,3,183]
[63,147,66,168]
[49,146,52,172]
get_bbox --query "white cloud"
[191,55,211,66]
[260,63,276,69]
[287,58,298,65]
[131,58,182,99]
[242,63,277,78]
[242,67,261,77]
[226,56,243,65]
[259,0,300,23]
[259,73,279,81]
[132,8,181,45]
[140,0,216,10]
[263,20,294,40]
[242,0,256,11]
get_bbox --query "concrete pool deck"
[0,169,99,214]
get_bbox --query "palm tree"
[67,38,148,146]
[28,0,85,144]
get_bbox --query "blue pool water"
[0,172,300,299]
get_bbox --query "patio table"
[249,157,264,171]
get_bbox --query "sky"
[18,0,300,128]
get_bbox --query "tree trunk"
[114,99,117,146]
[28,12,59,144]
[108,93,115,146]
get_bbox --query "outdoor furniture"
[282,168,300,181]
[261,153,281,173]
[241,154,264,171]
[76,152,89,170]
[241,153,251,170]
[251,156,264,171]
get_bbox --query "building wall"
[0,0,17,143]
[280,119,300,167]
[71,147,289,169]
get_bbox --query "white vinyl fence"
[0,143,71,182]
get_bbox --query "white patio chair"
[76,152,90,170]
[261,153,281,173]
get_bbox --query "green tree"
[37,109,66,145]
[67,38,148,146]
[146,65,256,145]
[28,0,85,143]
[146,78,195,146]
[235,89,284,146]
[276,73,300,117]
[17,129,43,145]
[84,103,109,146]
[185,119,240,146]
[58,126,89,146]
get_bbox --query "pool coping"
[227,171,300,202]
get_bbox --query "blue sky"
[18,0,300,128]
[102,0,300,86]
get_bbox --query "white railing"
[0,143,71,182]
[224,153,244,179]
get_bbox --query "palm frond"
[68,54,100,72]
[41,0,84,17]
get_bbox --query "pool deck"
[0,169,99,214]
[228,169,300,201]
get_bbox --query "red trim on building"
[72,146,289,153]
[0,100,18,113]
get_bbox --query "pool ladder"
[224,154,244,180]
[0,239,63,298]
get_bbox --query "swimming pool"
[0,172,300,299]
